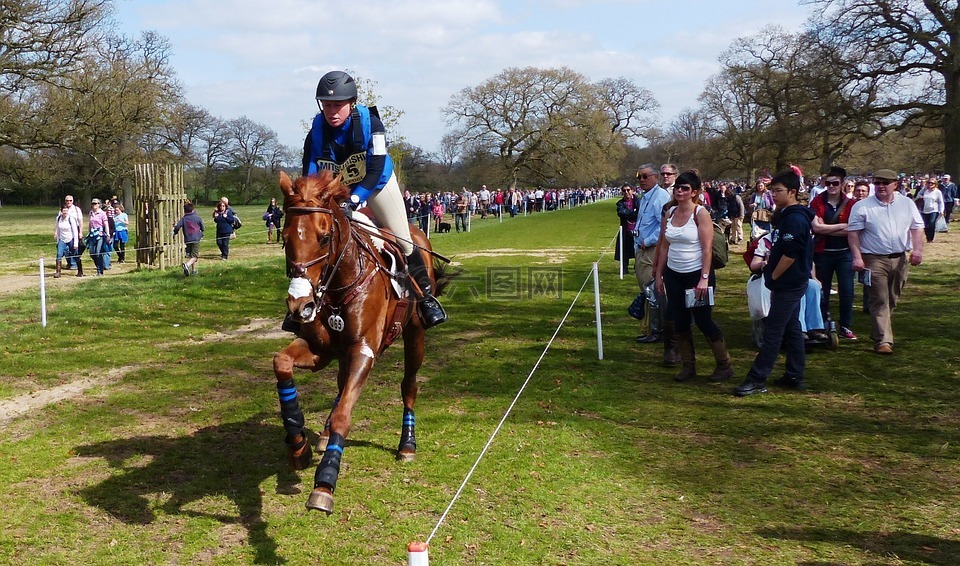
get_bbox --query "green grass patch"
[1,200,958,564]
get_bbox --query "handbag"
[936,214,948,233]
[746,273,771,320]
[753,208,772,223]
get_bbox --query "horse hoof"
[305,488,334,514]
[316,434,329,453]
[287,434,313,471]
[397,446,416,462]
[288,444,313,471]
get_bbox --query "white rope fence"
[410,234,619,565]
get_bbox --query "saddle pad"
[352,211,384,252]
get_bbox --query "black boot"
[406,251,447,328]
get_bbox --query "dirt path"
[0,318,285,426]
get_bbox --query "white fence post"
[593,262,603,360]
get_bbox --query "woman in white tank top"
[653,170,733,383]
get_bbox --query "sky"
[114,0,816,156]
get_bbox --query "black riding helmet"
[315,71,357,101]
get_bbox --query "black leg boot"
[406,251,447,328]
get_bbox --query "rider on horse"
[296,70,446,329]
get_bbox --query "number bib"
[315,151,367,186]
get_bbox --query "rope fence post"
[593,261,602,360]
[39,258,47,328]
[618,226,624,280]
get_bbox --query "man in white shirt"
[847,168,924,355]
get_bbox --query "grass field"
[1,199,959,564]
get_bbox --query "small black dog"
[437,222,452,233]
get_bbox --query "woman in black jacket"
[614,184,639,275]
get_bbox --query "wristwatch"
[701,273,709,279]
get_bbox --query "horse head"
[279,171,351,323]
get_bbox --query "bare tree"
[226,115,278,202]
[443,66,631,186]
[41,30,179,196]
[594,77,660,139]
[0,0,112,149]
[807,0,959,175]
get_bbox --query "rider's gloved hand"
[341,195,360,219]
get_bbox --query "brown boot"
[662,321,679,367]
[54,260,62,278]
[707,335,734,382]
[673,332,696,382]
[76,259,84,277]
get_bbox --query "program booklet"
[685,286,715,308]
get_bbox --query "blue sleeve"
[353,112,387,195]
[302,131,314,176]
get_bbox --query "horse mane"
[281,170,351,208]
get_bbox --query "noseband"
[285,206,353,301]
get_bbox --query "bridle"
[284,204,382,316]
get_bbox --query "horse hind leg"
[398,407,417,462]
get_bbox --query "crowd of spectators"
[403,186,613,233]
[621,164,941,395]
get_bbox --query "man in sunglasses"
[847,168,924,355]
[810,166,857,340]
[632,164,676,363]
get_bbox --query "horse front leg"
[306,342,376,514]
[273,338,332,471]
[398,321,425,461]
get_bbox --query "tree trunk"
[943,68,960,179]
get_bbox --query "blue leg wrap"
[315,432,345,490]
[277,379,304,441]
[400,408,417,451]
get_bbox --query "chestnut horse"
[273,171,441,514]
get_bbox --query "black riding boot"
[406,251,447,328]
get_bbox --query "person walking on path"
[847,168,924,355]
[174,201,205,276]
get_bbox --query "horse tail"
[432,259,460,297]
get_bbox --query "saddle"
[351,208,408,299]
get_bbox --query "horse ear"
[279,171,294,196]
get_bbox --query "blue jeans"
[800,278,825,332]
[88,235,106,274]
[216,233,230,258]
[922,211,939,242]
[814,249,854,329]
[747,283,807,383]
[56,241,76,261]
